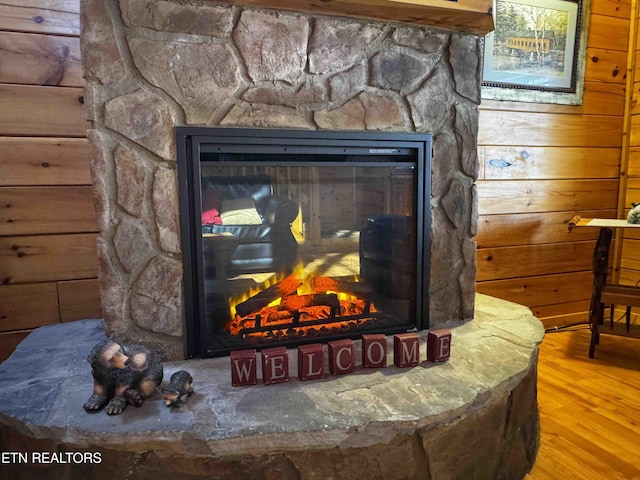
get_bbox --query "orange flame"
[225,263,377,338]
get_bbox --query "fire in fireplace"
[177,128,431,357]
[227,268,378,338]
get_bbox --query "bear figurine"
[161,370,194,408]
[83,339,163,415]
[628,202,640,224]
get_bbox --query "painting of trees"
[492,0,571,76]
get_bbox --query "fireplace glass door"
[177,128,431,357]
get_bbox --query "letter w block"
[231,349,257,386]
[394,333,419,368]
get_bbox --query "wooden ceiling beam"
[222,0,495,35]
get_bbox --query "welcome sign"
[230,330,452,386]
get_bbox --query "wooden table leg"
[588,227,613,358]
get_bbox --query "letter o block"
[427,329,452,363]
[393,333,420,368]
[362,334,387,368]
[298,343,325,380]
[231,349,257,386]
[262,346,289,385]
[328,339,355,375]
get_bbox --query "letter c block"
[427,329,452,363]
[393,333,420,368]
[262,346,289,385]
[362,334,387,368]
[328,339,355,375]
[298,343,325,380]
[230,349,257,386]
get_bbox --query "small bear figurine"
[161,370,194,408]
[628,202,640,224]
[83,339,163,415]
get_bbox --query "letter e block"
[262,346,289,385]
[298,343,325,380]
[231,349,257,386]
[427,329,452,363]
[328,339,355,375]
[362,334,387,368]
[394,333,419,368]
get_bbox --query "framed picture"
[481,0,590,105]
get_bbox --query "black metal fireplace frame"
[176,127,432,358]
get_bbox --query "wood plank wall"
[620,0,640,323]
[0,0,101,362]
[476,0,631,328]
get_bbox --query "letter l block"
[298,343,324,380]
[230,349,257,386]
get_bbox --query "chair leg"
[626,306,632,332]
[610,304,614,329]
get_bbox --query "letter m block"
[427,329,452,363]
[231,349,257,386]
[394,333,419,368]
[262,346,289,385]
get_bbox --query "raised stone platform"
[0,294,544,480]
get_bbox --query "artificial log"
[266,311,293,323]
[279,293,340,311]
[234,273,302,317]
[311,277,372,299]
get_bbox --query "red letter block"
[298,343,325,381]
[362,334,387,368]
[231,349,257,386]
[328,339,355,375]
[427,329,452,363]
[262,346,289,385]
[394,333,420,368]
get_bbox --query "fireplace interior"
[177,128,431,356]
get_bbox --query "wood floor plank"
[528,329,640,479]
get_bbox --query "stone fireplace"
[82,0,480,360]
[0,4,545,477]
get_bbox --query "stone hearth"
[0,295,542,480]
[81,0,480,360]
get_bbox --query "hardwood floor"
[526,326,640,480]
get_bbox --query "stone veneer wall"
[81,0,481,360]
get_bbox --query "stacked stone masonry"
[81,0,481,359]
[0,295,543,480]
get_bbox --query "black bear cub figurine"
[162,370,194,408]
[83,339,163,415]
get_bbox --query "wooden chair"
[584,228,640,357]
[568,216,640,358]
[601,284,640,333]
